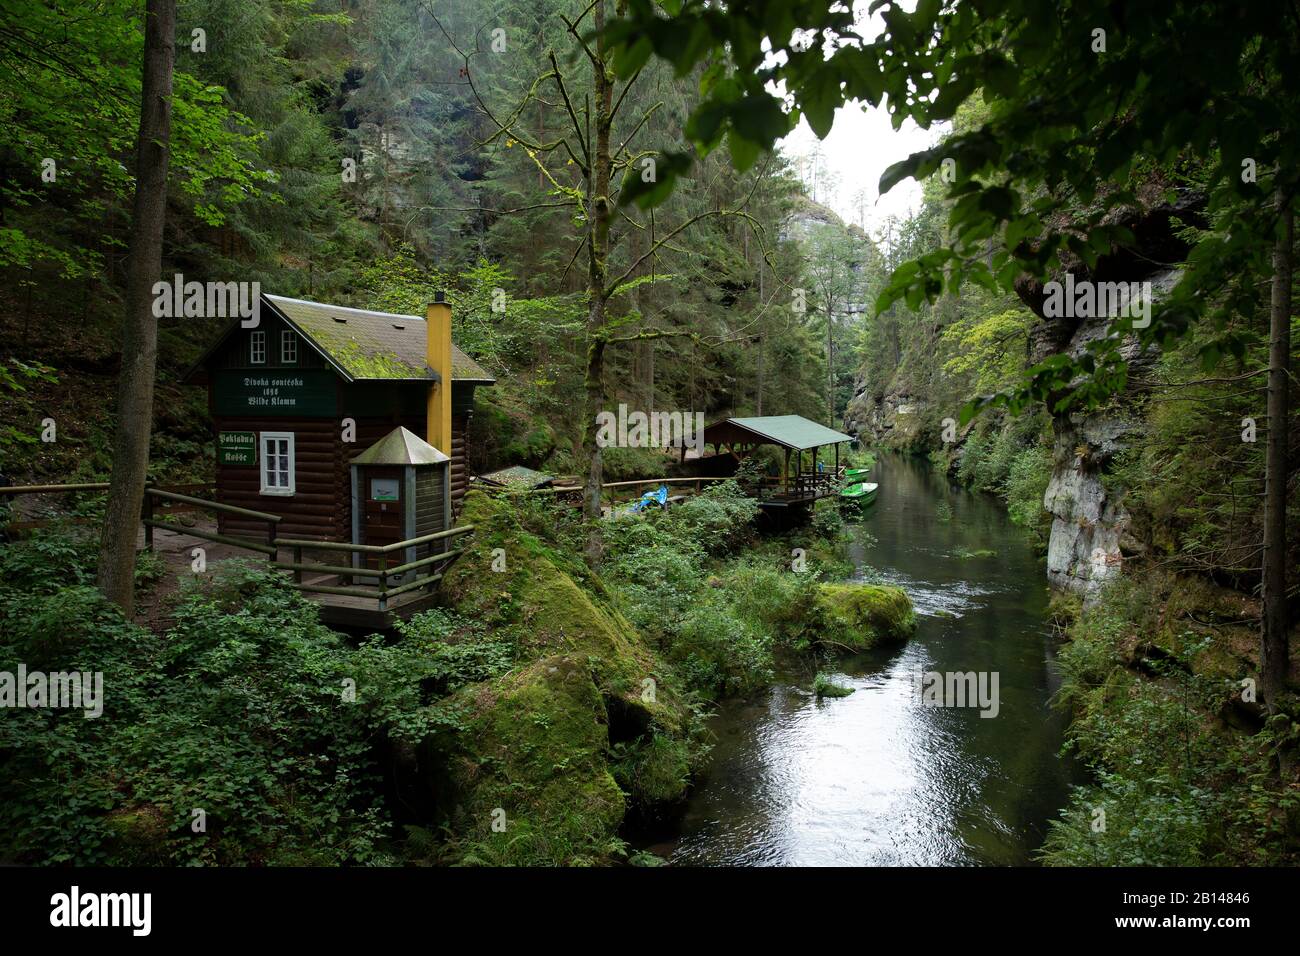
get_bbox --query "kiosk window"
[369,478,399,501]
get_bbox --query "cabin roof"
[350,426,450,466]
[266,295,494,383]
[703,415,854,451]
[183,293,495,385]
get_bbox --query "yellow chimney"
[426,293,452,456]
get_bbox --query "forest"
[0,0,1296,874]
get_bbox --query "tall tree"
[432,0,761,560]
[1263,191,1293,709]
[96,0,176,614]
[802,221,865,426]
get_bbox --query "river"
[648,453,1079,866]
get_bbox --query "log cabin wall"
[214,416,343,540]
[213,411,473,543]
[214,393,478,543]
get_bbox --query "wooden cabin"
[184,293,494,544]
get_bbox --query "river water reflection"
[658,453,1080,866]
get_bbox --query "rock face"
[1022,252,1184,596]
[1043,414,1135,595]
[1009,185,1199,595]
[844,385,929,449]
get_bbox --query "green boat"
[839,481,878,505]
[843,466,872,481]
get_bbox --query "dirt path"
[133,516,270,632]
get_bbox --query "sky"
[773,0,940,242]
[780,106,937,236]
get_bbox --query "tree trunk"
[1262,189,1292,710]
[826,306,834,427]
[757,258,765,414]
[96,0,175,615]
[580,0,614,561]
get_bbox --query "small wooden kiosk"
[349,426,450,583]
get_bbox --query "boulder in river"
[813,583,916,651]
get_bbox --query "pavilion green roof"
[706,415,854,450]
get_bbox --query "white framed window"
[281,330,297,364]
[259,432,295,496]
[249,330,266,364]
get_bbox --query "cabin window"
[259,432,295,495]
[281,330,297,364]
[249,330,266,364]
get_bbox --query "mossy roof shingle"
[265,294,495,384]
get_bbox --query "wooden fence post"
[143,490,154,551]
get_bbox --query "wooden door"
[361,467,405,569]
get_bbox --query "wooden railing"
[0,481,219,532]
[0,481,473,613]
[536,471,846,507]
[541,476,733,508]
[272,525,475,611]
[143,487,280,556]
[755,468,844,500]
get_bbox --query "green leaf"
[880,156,920,195]
[727,130,762,172]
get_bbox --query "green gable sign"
[217,431,257,465]
[213,369,337,417]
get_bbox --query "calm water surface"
[656,453,1078,866]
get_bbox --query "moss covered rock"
[814,583,916,651]
[441,491,683,732]
[434,656,626,865]
[431,491,693,861]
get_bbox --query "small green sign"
[218,431,258,466]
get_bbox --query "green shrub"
[660,480,759,555]
[718,560,823,650]
[0,524,99,592]
[1044,575,1300,866]
[673,592,772,697]
[1005,443,1052,547]
[0,547,512,866]
[811,500,845,540]
[955,413,1052,549]
[0,561,393,865]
